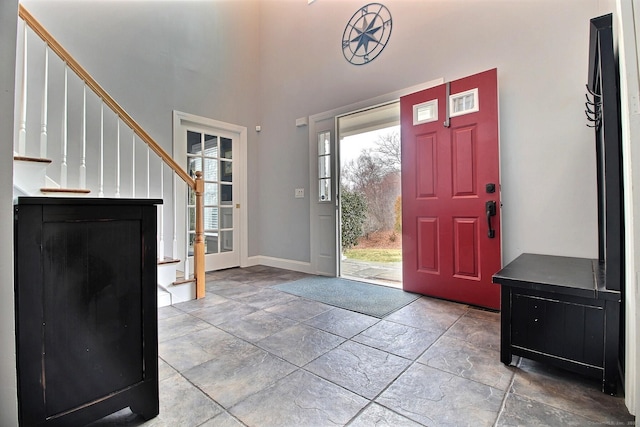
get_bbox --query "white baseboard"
[246,255,314,275]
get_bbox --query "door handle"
[486,200,497,238]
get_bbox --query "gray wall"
[22,0,263,257]
[21,0,610,266]
[258,0,605,264]
[1,0,18,424]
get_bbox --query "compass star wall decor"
[342,3,392,65]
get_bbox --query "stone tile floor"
[92,265,634,427]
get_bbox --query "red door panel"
[417,217,439,273]
[416,134,437,198]
[401,68,501,309]
[453,217,479,278]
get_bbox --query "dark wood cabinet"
[494,253,620,394]
[14,197,162,426]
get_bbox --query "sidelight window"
[318,131,331,202]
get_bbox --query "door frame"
[308,78,443,276]
[172,110,249,272]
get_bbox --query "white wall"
[1,0,19,424]
[258,0,606,265]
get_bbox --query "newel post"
[194,171,206,298]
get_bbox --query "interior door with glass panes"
[187,130,240,271]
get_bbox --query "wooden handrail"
[18,4,195,189]
[18,5,205,298]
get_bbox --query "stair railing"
[16,4,206,298]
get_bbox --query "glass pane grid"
[186,130,234,256]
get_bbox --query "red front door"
[401,69,501,309]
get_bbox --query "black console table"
[14,197,162,426]
[494,253,620,394]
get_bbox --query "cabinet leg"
[501,350,512,366]
[500,286,512,366]
[603,378,617,396]
[131,398,159,421]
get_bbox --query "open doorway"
[338,102,401,288]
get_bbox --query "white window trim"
[449,88,479,117]
[413,99,438,125]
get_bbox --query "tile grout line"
[341,305,473,426]
[492,357,520,427]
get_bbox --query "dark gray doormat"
[272,276,420,318]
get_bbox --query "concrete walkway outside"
[340,258,402,289]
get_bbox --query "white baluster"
[115,119,121,198]
[173,174,178,259]
[40,46,48,158]
[18,22,27,155]
[184,200,190,278]
[98,103,104,197]
[60,65,68,188]
[79,85,86,189]
[131,134,136,198]
[158,163,165,260]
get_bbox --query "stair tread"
[41,187,91,194]
[158,257,180,265]
[14,155,52,164]
[172,277,196,286]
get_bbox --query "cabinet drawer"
[511,293,604,367]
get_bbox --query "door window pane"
[319,156,330,178]
[318,132,330,155]
[319,178,331,201]
[221,160,232,182]
[220,207,233,229]
[221,184,232,205]
[221,231,233,252]
[204,207,218,230]
[204,183,218,205]
[187,131,202,154]
[449,88,479,117]
[221,137,232,159]
[188,207,195,231]
[413,99,438,125]
[203,158,218,181]
[188,156,201,178]
[203,134,218,157]
[188,233,195,256]
[205,233,219,254]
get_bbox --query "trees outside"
[341,129,401,240]
[341,129,401,251]
[340,186,367,250]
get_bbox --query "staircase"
[13,5,206,307]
